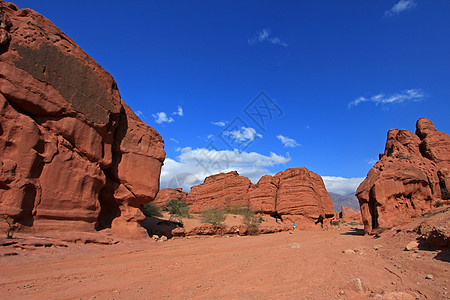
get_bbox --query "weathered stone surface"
[186,167,334,228]
[337,206,362,222]
[152,188,188,207]
[186,171,252,213]
[0,2,165,236]
[357,118,450,234]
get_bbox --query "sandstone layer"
[356,118,450,234]
[0,2,165,237]
[336,206,362,222]
[152,188,188,207]
[186,168,335,228]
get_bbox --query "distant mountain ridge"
[329,192,360,211]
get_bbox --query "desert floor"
[0,226,448,300]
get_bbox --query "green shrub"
[331,220,340,226]
[163,199,191,218]
[142,202,163,218]
[200,208,226,225]
[441,188,450,200]
[243,212,263,235]
[224,205,253,216]
[434,200,444,208]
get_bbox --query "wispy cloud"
[277,135,300,148]
[385,0,416,17]
[248,29,288,47]
[321,176,365,195]
[170,138,179,144]
[160,147,290,191]
[348,89,425,108]
[135,110,145,119]
[152,112,174,124]
[173,106,183,116]
[211,121,226,127]
[224,127,262,143]
[366,159,378,165]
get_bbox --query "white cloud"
[277,135,300,148]
[173,106,183,116]
[348,89,425,108]
[385,0,416,17]
[207,134,215,140]
[321,176,365,195]
[170,138,179,144]
[248,29,288,47]
[135,110,145,119]
[152,112,174,124]
[224,127,262,143]
[211,121,226,127]
[160,147,290,191]
[366,159,378,165]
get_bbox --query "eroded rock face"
[337,206,362,222]
[356,118,450,234]
[186,171,252,213]
[186,168,335,228]
[153,188,188,207]
[0,2,165,237]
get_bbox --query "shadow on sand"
[340,227,365,236]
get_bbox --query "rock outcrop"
[0,2,165,237]
[186,168,335,228]
[186,171,252,213]
[152,188,188,207]
[356,118,450,234]
[336,206,362,222]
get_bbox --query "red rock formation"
[337,206,362,222]
[186,171,252,213]
[0,2,165,237]
[356,118,450,234]
[152,188,188,207]
[186,168,335,228]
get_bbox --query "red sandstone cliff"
[0,2,165,237]
[356,118,450,234]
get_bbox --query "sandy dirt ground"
[0,226,449,300]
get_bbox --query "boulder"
[0,2,165,237]
[356,118,450,234]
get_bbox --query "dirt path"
[0,227,448,299]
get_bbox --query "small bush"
[331,220,340,226]
[434,200,444,208]
[441,188,450,200]
[224,205,253,216]
[200,208,226,225]
[163,199,191,218]
[1,214,15,239]
[142,202,163,218]
[243,212,263,235]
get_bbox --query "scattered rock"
[288,243,301,248]
[343,278,364,293]
[404,240,419,251]
[342,249,356,254]
[425,274,433,280]
[373,245,383,250]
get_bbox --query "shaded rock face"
[0,2,165,236]
[186,168,335,227]
[356,118,450,234]
[152,188,188,207]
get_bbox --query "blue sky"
[14,0,450,195]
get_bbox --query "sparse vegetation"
[163,199,191,219]
[200,208,226,225]
[433,200,444,208]
[243,211,264,235]
[331,220,341,226]
[142,202,163,218]
[441,188,450,200]
[224,205,253,216]
[1,214,16,239]
[350,221,363,226]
